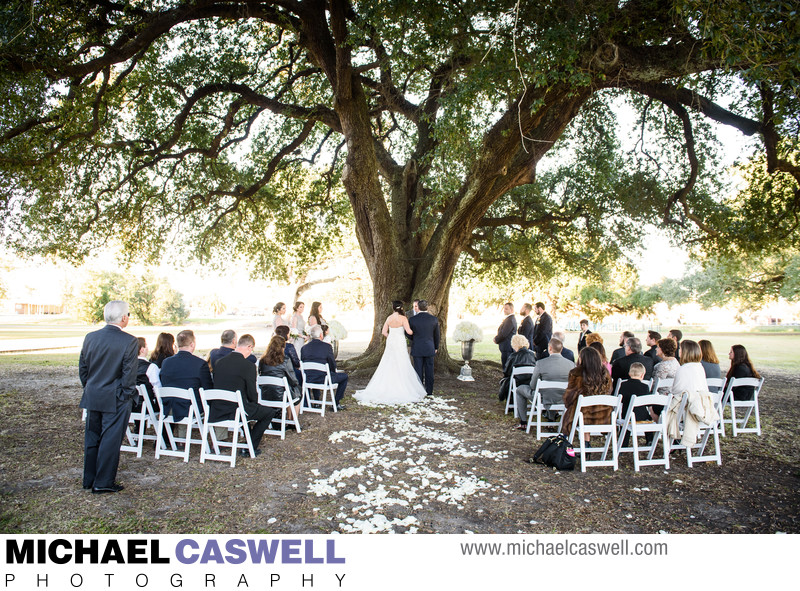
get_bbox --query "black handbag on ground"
[498,377,510,401]
[531,434,576,470]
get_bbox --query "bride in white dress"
[354,301,427,405]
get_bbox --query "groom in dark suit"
[408,300,440,396]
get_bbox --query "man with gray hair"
[301,324,349,409]
[513,337,575,430]
[552,330,575,362]
[611,336,655,386]
[79,300,139,493]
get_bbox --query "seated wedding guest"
[561,347,613,444]
[699,339,721,380]
[499,334,536,404]
[726,344,761,400]
[159,330,213,423]
[668,328,683,360]
[258,335,302,424]
[307,301,326,328]
[577,319,592,352]
[208,329,237,371]
[618,362,651,422]
[618,362,655,448]
[275,324,302,385]
[210,334,275,457]
[289,301,308,349]
[134,337,160,412]
[585,331,603,349]
[272,302,288,331]
[610,331,635,364]
[653,338,679,394]
[611,337,654,384]
[553,331,574,362]
[301,324,348,410]
[514,337,575,430]
[665,340,717,446]
[588,341,611,374]
[644,330,661,361]
[149,332,176,368]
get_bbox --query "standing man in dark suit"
[301,325,349,409]
[577,319,592,352]
[159,329,213,422]
[408,299,440,396]
[494,302,517,369]
[210,334,275,456]
[79,300,139,494]
[518,303,535,347]
[532,302,553,360]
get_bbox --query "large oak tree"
[1,0,797,364]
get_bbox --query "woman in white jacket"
[666,340,719,446]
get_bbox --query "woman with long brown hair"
[149,332,176,367]
[699,339,721,379]
[726,344,761,401]
[561,346,613,443]
[258,335,302,422]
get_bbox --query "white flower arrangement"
[327,319,348,340]
[452,320,483,342]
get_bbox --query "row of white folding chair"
[615,393,671,472]
[505,366,535,415]
[612,377,654,398]
[257,375,302,439]
[566,395,622,472]
[524,380,568,438]
[667,390,723,467]
[154,386,208,463]
[299,361,338,416]
[120,385,160,458]
[198,388,255,467]
[720,377,764,436]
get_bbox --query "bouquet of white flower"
[289,328,302,340]
[327,319,348,341]
[452,320,483,342]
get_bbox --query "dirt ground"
[0,359,798,534]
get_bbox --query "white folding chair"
[154,386,206,462]
[706,377,727,436]
[616,393,671,471]
[612,378,652,397]
[257,375,302,439]
[120,384,160,457]
[300,361,338,416]
[505,366,535,415]
[567,395,621,472]
[651,377,673,394]
[721,377,764,436]
[198,388,255,467]
[526,380,568,437]
[669,392,722,467]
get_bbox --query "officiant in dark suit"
[79,300,139,494]
[408,300,440,396]
[494,302,517,368]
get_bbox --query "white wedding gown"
[354,326,427,405]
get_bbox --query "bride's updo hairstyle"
[392,300,405,315]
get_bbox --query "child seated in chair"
[619,362,652,447]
